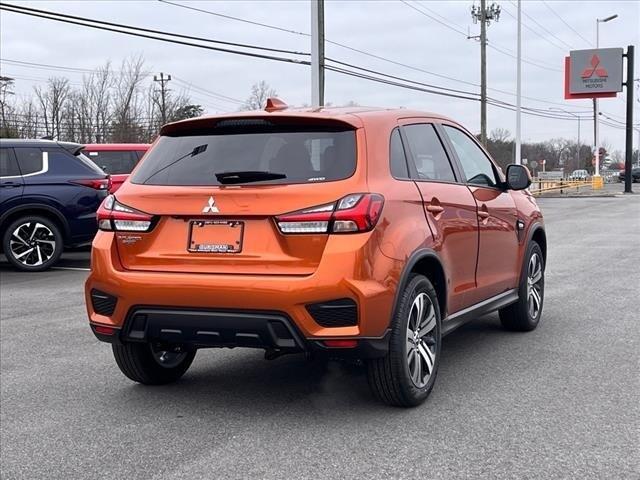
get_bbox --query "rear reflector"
[276,193,384,234]
[93,325,117,336]
[323,339,358,348]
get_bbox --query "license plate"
[188,220,244,253]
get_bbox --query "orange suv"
[86,101,546,407]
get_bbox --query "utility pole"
[311,0,325,107]
[593,14,618,185]
[515,0,521,165]
[153,72,172,124]
[471,1,500,146]
[623,45,634,193]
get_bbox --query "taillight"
[97,195,154,232]
[275,193,384,234]
[71,178,110,190]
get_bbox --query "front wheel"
[112,343,196,385]
[367,274,442,407]
[499,241,545,331]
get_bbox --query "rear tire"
[2,215,63,272]
[367,274,442,407]
[112,343,196,385]
[499,241,545,331]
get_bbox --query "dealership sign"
[564,48,623,99]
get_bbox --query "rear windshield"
[131,125,356,186]
[84,150,139,174]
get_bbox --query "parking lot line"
[51,266,90,272]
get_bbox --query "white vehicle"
[569,169,589,181]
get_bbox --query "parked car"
[569,169,589,181]
[1,139,109,271]
[618,167,640,183]
[82,143,150,193]
[86,101,546,407]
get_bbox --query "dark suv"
[1,139,109,271]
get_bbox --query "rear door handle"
[0,182,21,188]
[478,205,490,219]
[426,205,444,214]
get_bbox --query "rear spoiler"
[58,141,85,156]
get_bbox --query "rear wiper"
[215,170,287,184]
[143,144,207,184]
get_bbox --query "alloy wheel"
[406,292,437,388]
[527,253,543,319]
[9,222,57,267]
[150,344,188,368]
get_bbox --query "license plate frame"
[187,220,244,254]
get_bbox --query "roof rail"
[265,97,288,113]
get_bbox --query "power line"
[501,3,569,52]
[4,3,309,57]
[0,3,311,65]
[158,0,309,37]
[0,58,242,107]
[401,0,562,72]
[507,1,575,51]
[324,63,588,121]
[540,0,594,47]
[171,76,244,104]
[159,0,570,111]
[0,2,618,126]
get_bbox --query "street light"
[593,14,618,182]
[550,107,581,170]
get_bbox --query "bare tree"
[240,81,277,111]
[34,77,70,139]
[0,76,16,136]
[111,55,147,142]
[490,128,511,143]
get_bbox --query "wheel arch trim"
[0,203,71,241]
[391,248,448,322]
[521,222,546,283]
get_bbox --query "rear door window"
[402,124,456,182]
[14,148,46,176]
[0,148,21,177]
[132,125,356,186]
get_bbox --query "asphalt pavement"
[1,195,639,479]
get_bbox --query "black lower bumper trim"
[93,307,391,359]
[122,307,306,352]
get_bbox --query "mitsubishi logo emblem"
[202,196,219,213]
[581,54,608,79]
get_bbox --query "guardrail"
[530,179,592,196]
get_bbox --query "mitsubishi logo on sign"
[568,48,622,95]
[202,196,219,213]
[581,55,608,79]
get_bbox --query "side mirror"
[505,164,531,190]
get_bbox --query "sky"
[1,0,639,153]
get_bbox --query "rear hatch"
[111,116,364,275]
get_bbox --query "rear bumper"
[86,231,400,344]
[90,306,391,359]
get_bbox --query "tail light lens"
[71,178,110,190]
[97,195,155,232]
[276,193,384,234]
